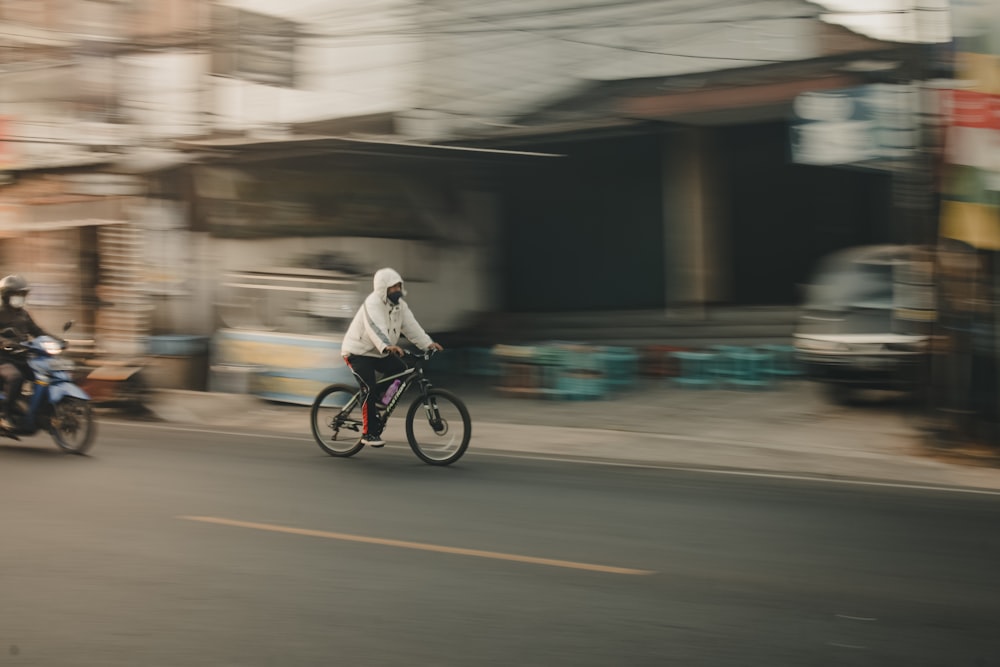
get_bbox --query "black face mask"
[388,292,402,305]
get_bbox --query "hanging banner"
[791,84,919,169]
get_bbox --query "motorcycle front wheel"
[405,388,471,466]
[50,397,96,455]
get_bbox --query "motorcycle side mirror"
[62,320,74,333]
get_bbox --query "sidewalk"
[139,376,1000,492]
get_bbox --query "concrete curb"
[132,388,1000,493]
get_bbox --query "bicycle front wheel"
[405,388,471,466]
[310,384,365,457]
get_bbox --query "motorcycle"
[0,321,96,454]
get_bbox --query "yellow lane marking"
[179,515,655,576]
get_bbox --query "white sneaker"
[361,434,385,448]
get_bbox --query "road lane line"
[178,515,655,576]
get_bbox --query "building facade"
[1,0,937,393]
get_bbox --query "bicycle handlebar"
[402,348,439,362]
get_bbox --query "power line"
[425,0,788,24]
[412,0,803,65]
[301,13,824,40]
[821,6,949,14]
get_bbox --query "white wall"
[119,52,209,140]
[0,65,106,168]
[211,0,421,130]
[196,235,495,334]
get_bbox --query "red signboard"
[946,90,1000,129]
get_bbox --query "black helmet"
[0,274,29,298]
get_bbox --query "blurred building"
[1,1,140,355]
[0,0,944,389]
[394,1,928,316]
[930,0,1000,444]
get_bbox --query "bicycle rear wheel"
[310,384,365,457]
[405,388,471,466]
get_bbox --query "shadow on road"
[0,442,76,459]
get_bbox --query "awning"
[0,218,128,238]
[1,153,119,172]
[111,148,200,174]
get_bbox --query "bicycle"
[309,350,471,466]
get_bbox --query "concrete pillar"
[661,127,727,311]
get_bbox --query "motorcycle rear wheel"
[50,397,96,455]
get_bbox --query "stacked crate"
[493,344,552,398]
[96,223,152,356]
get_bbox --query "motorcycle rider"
[341,267,443,447]
[0,275,54,431]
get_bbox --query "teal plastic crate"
[598,346,640,388]
[546,343,609,399]
[724,347,774,389]
[670,350,718,388]
[758,344,803,379]
[554,370,607,400]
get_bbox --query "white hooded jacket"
[341,268,434,358]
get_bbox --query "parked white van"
[794,245,931,404]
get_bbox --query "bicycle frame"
[375,366,420,418]
[340,353,435,429]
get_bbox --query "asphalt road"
[2,421,1000,667]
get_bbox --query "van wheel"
[823,384,858,406]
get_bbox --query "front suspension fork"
[421,395,444,431]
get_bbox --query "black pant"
[0,361,25,422]
[345,354,407,437]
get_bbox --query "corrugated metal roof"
[409,0,901,131]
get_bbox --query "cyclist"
[341,267,443,447]
[0,275,56,432]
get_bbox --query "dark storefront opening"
[719,121,893,306]
[500,134,664,312]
